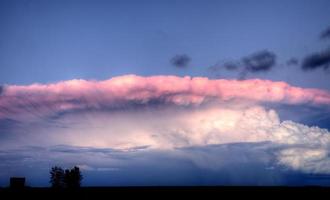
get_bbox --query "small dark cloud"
[207,50,277,79]
[208,61,241,73]
[223,62,240,71]
[301,48,330,71]
[242,50,276,72]
[286,58,299,66]
[0,85,3,95]
[320,27,330,40]
[170,54,191,68]
[208,63,222,72]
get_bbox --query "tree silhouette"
[50,166,65,189]
[50,166,83,189]
[64,166,83,188]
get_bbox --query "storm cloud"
[1,104,330,176]
[1,75,330,186]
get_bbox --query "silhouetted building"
[10,177,25,189]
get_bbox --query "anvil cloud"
[1,75,330,120]
[1,75,330,176]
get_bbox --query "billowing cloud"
[277,148,330,174]
[170,54,191,68]
[1,75,330,185]
[1,104,330,175]
[302,48,330,71]
[1,75,330,121]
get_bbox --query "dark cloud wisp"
[223,62,240,71]
[320,27,330,40]
[286,58,299,66]
[0,85,3,95]
[208,50,277,77]
[170,54,191,68]
[302,48,330,71]
[242,50,276,72]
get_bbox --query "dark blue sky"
[1,0,330,88]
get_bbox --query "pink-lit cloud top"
[1,75,330,119]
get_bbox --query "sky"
[1,0,330,187]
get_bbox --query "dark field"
[1,186,330,197]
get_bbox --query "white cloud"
[2,103,329,174]
[277,148,330,174]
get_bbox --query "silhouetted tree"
[63,166,83,189]
[50,166,65,188]
[50,166,83,189]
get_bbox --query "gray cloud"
[170,54,191,68]
[208,50,277,79]
[207,61,239,78]
[320,27,330,40]
[286,58,299,66]
[302,48,330,71]
[223,62,240,71]
[242,50,276,72]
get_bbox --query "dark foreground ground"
[1,186,330,198]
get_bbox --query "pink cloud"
[1,74,330,119]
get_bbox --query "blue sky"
[1,0,330,87]
[1,0,330,187]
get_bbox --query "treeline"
[50,166,83,189]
